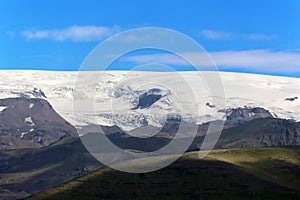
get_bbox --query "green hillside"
[27,147,300,200]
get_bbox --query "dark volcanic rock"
[0,97,77,150]
[285,97,298,101]
[221,107,273,128]
[132,88,169,109]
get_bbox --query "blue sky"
[1,0,300,77]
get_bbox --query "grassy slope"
[28,147,300,200]
[207,147,300,191]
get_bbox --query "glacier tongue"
[0,70,300,131]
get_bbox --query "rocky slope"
[216,117,300,148]
[0,98,77,150]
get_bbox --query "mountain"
[0,98,77,150]
[0,70,299,131]
[27,147,300,200]
[0,70,300,199]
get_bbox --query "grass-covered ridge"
[28,147,300,200]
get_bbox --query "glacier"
[0,70,299,131]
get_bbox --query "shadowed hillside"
[27,147,300,200]
[0,136,102,200]
[216,118,300,148]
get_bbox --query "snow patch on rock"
[25,117,35,126]
[0,106,8,112]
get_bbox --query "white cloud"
[211,50,300,72]
[202,29,277,40]
[246,34,277,40]
[21,25,120,41]
[125,50,300,73]
[202,30,234,40]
